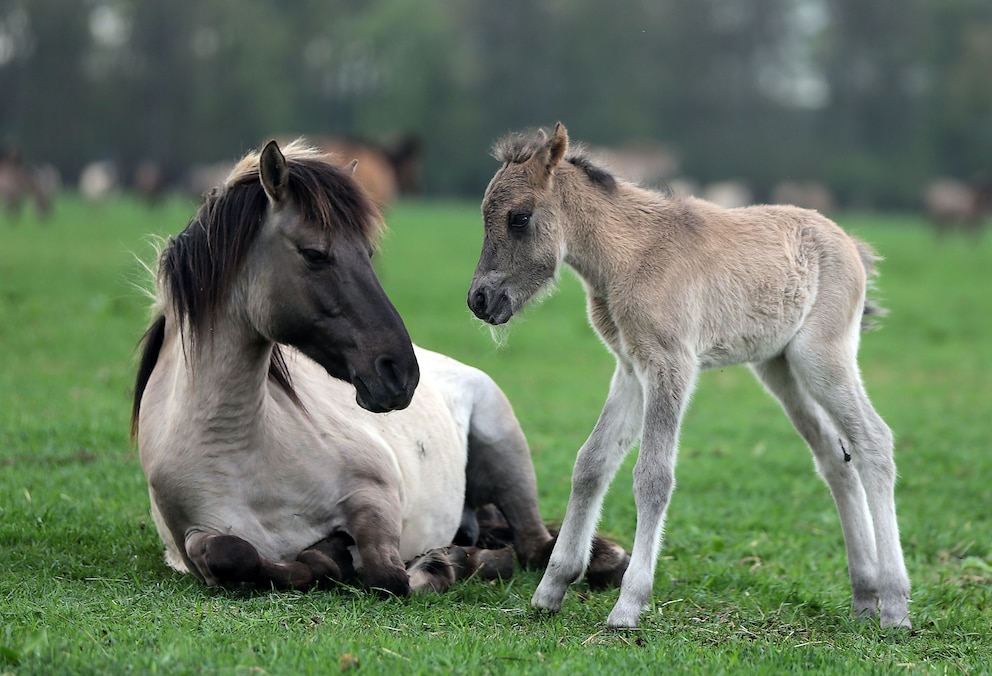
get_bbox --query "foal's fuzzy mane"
[492,128,618,193]
[130,140,383,439]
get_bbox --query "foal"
[468,123,910,629]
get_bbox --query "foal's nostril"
[469,287,488,312]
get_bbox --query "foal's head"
[468,123,575,325]
[162,140,419,412]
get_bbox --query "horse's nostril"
[374,356,406,394]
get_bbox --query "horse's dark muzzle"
[353,355,420,413]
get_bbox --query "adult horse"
[132,139,627,595]
[468,123,910,629]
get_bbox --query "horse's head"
[248,140,419,412]
[468,123,570,325]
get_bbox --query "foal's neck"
[556,168,670,295]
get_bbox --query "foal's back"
[613,193,868,369]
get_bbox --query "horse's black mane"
[492,128,618,194]
[131,151,382,439]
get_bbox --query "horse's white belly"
[380,380,467,560]
[289,356,468,562]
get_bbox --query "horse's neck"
[558,174,668,295]
[166,312,274,441]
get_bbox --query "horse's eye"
[300,248,330,266]
[509,211,531,229]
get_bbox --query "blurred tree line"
[0,0,989,207]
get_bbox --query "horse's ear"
[547,122,568,172]
[347,159,359,174]
[260,140,289,204]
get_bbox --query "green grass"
[1,197,991,674]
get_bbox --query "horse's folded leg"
[363,565,412,598]
[297,549,342,587]
[258,559,318,591]
[448,545,515,581]
[305,533,358,583]
[408,550,455,593]
[585,534,630,590]
[186,532,264,587]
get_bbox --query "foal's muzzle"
[467,283,513,325]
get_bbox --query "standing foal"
[467,123,910,629]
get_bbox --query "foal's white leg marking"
[606,356,697,629]
[532,365,643,612]
[786,333,911,629]
[751,357,880,618]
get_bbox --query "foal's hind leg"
[751,356,880,619]
[786,332,911,629]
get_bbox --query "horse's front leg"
[344,491,411,598]
[531,364,643,613]
[606,357,697,629]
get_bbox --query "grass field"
[1,196,990,674]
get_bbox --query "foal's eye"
[299,248,330,266]
[509,211,531,229]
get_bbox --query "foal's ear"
[347,159,359,174]
[260,140,290,204]
[547,122,568,171]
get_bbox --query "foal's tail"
[856,239,887,332]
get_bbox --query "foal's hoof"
[880,612,912,630]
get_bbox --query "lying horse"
[468,123,910,629]
[132,139,627,595]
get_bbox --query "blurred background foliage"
[1,0,990,207]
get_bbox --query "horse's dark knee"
[188,534,264,587]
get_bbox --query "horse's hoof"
[364,567,411,598]
[408,550,455,593]
[585,535,630,590]
[297,549,342,585]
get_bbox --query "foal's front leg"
[607,359,697,628]
[531,365,643,613]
